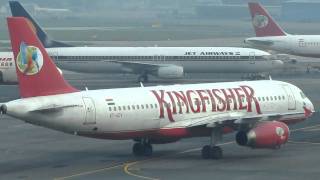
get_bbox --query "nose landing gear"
[137,71,149,83]
[201,128,223,159]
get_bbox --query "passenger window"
[278,96,281,100]
[132,105,135,110]
[270,96,273,101]
[109,107,112,111]
[155,104,158,108]
[137,105,140,109]
[274,96,277,100]
[150,104,153,108]
[262,97,265,101]
[123,106,126,110]
[118,106,121,111]
[258,97,261,101]
[282,96,285,100]
[113,107,117,111]
[141,105,144,109]
[128,105,131,110]
[146,104,149,109]
[266,97,269,101]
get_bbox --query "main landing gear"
[137,71,149,83]
[132,139,153,156]
[201,128,223,159]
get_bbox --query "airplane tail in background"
[248,2,287,37]
[9,1,73,48]
[7,17,78,98]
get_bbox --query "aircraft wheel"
[133,143,144,156]
[201,145,212,159]
[211,146,223,159]
[144,144,153,156]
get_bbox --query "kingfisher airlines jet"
[1,17,314,159]
[245,2,320,58]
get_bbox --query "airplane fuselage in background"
[245,35,320,58]
[0,47,283,83]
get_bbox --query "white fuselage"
[5,80,313,140]
[0,47,283,83]
[245,35,320,58]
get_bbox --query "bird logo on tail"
[16,42,43,75]
[252,14,269,29]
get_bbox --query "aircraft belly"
[56,61,122,73]
[181,61,272,73]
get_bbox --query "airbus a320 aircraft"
[245,2,320,58]
[1,17,314,159]
[3,1,283,83]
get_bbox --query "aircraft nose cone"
[304,98,315,118]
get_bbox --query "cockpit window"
[300,91,306,99]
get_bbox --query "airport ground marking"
[53,163,125,180]
[291,124,320,132]
[54,124,320,179]
[123,141,234,180]
[288,140,320,145]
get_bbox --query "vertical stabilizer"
[248,2,287,37]
[7,17,78,98]
[9,1,73,48]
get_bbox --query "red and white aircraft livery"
[1,17,314,159]
[245,2,320,58]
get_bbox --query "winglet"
[9,1,73,48]
[7,17,78,98]
[248,2,287,37]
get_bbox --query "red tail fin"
[7,17,78,98]
[248,2,286,37]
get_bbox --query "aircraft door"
[153,55,165,62]
[249,52,255,64]
[282,85,296,110]
[82,97,96,124]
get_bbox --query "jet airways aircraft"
[245,2,320,58]
[3,1,283,83]
[1,17,314,159]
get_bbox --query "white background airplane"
[0,1,282,83]
[2,17,314,159]
[245,2,320,58]
[0,47,283,83]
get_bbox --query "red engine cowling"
[236,121,290,149]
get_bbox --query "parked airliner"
[3,1,283,83]
[1,17,314,159]
[245,2,320,58]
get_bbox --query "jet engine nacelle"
[236,121,289,149]
[156,65,184,79]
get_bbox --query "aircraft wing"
[104,60,181,75]
[107,60,160,72]
[163,111,305,129]
[247,39,274,46]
